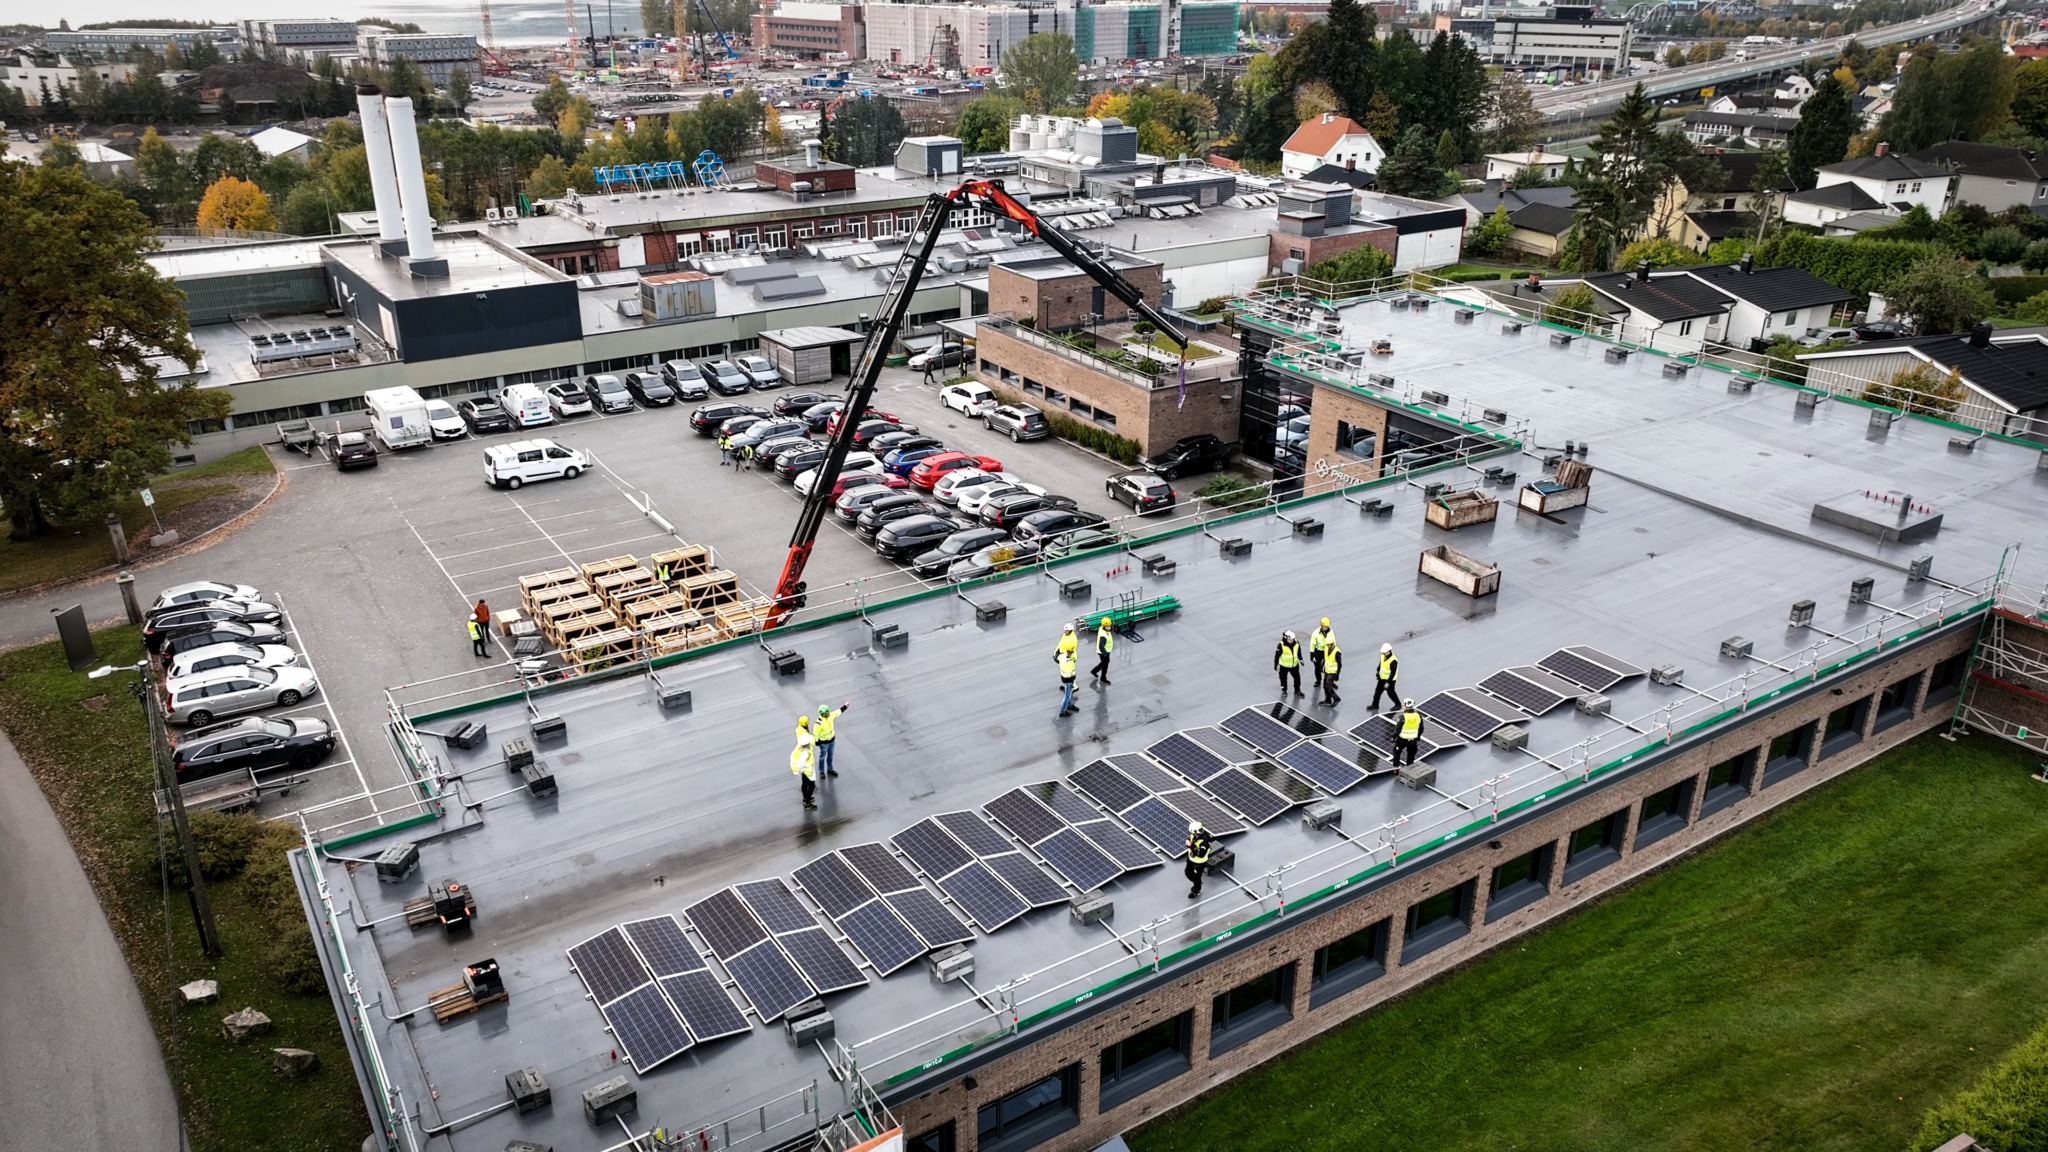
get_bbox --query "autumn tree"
[196,175,278,231]
[1362,90,1400,138]
[1486,71,1541,154]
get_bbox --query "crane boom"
[764,179,1188,628]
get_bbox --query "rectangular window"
[1874,671,1922,732]
[736,227,758,249]
[1210,964,1295,1055]
[898,212,919,232]
[678,236,703,258]
[1403,878,1475,962]
[872,214,895,237]
[976,1067,1079,1152]
[1099,1013,1191,1109]
[1485,844,1553,923]
[1043,386,1067,406]
[793,222,814,239]
[1337,420,1375,461]
[1309,918,1389,1007]
[764,224,786,248]
[1925,652,1969,704]
[1699,749,1755,818]
[1093,409,1117,429]
[1781,309,1800,327]
[707,233,731,254]
[1069,399,1094,419]
[847,215,867,238]
[1635,778,1695,849]
[1762,723,1813,786]
[1679,319,1694,336]
[819,218,841,236]
[1563,810,1626,883]
[1017,375,1034,391]
[908,1121,955,1152]
[1820,697,1869,757]
[1288,246,1306,261]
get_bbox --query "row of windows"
[981,359,1118,429]
[911,652,1968,1152]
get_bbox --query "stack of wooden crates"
[510,541,778,662]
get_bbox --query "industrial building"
[753,2,868,59]
[38,25,238,54]
[239,18,361,56]
[356,28,481,86]
[0,54,137,107]
[1439,5,1632,74]
[859,0,1238,66]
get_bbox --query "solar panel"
[1245,759,1318,802]
[659,970,750,1042]
[1478,666,1580,715]
[1074,820,1161,870]
[985,790,1065,844]
[1218,708,1305,756]
[1035,827,1120,891]
[601,982,694,1070]
[892,819,974,878]
[1205,767,1297,824]
[837,899,928,975]
[724,940,815,1022]
[1072,760,1148,811]
[736,879,819,934]
[568,928,653,1006]
[937,861,1029,930]
[1105,753,1184,794]
[685,889,771,959]
[1147,732,1231,783]
[984,852,1069,906]
[776,927,866,994]
[793,853,876,918]
[622,916,704,977]
[1119,796,1192,856]
[1182,725,1264,764]
[1348,713,1450,760]
[933,810,1016,858]
[1540,645,1647,692]
[841,841,921,895]
[886,889,974,949]
[1033,780,1105,826]
[1417,690,1513,742]
[1156,789,1246,836]
[1277,739,1369,793]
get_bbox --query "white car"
[955,473,1048,517]
[936,469,1042,507]
[167,641,299,680]
[424,400,467,440]
[163,664,320,727]
[150,581,262,614]
[793,451,881,497]
[735,353,783,389]
[545,381,595,417]
[940,381,998,417]
[484,439,588,490]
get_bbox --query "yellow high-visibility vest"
[1056,632,1078,657]
[815,710,837,741]
[1378,652,1396,679]
[1399,709,1423,740]
[1058,651,1077,678]
[1097,622,1114,654]
[1187,832,1211,863]
[467,620,481,640]
[790,732,815,776]
[1323,646,1340,675]
[1278,641,1299,668]
[1310,627,1332,654]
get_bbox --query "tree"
[820,95,905,168]
[385,56,434,110]
[527,154,571,200]
[41,135,82,170]
[1374,125,1451,197]
[1362,90,1400,139]
[1002,33,1079,114]
[1616,236,1706,268]
[1787,73,1854,189]
[1485,71,1541,154]
[1978,226,2028,265]
[1862,361,1967,415]
[1571,85,1698,270]
[1466,204,1513,257]
[534,75,571,124]
[196,175,276,230]
[1746,148,1790,239]
[276,180,335,234]
[1434,128,1462,172]
[447,67,472,114]
[1885,254,1995,335]
[0,162,229,538]
[1415,31,1486,161]
[72,63,112,122]
[640,0,672,37]
[1664,46,1686,68]
[1879,40,2014,154]
[1304,242,1393,284]
[0,83,27,127]
[1540,282,1603,331]
[1293,80,1341,123]
[2022,239,2048,274]
[955,94,1024,153]
[128,56,171,122]
[2016,58,2048,140]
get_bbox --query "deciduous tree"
[447,67,472,113]
[820,94,905,168]
[196,175,277,231]
[1884,254,1995,335]
[1485,71,1541,154]
[1362,90,1400,139]
[1002,33,1079,113]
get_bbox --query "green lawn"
[1134,333,1223,359]
[0,446,276,593]
[1132,734,2048,1152]
[0,626,364,1152]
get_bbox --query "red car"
[909,452,1003,489]
[828,472,907,500]
[826,408,901,438]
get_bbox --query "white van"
[497,382,553,428]
[484,439,587,489]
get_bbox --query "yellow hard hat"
[797,715,810,727]
[1320,617,1330,627]
[1099,617,1111,626]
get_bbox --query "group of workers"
[1052,616,1116,717]
[718,430,758,468]
[1272,619,1425,762]
[789,700,851,810]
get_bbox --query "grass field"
[0,446,278,593]
[1131,734,2048,1152]
[0,626,364,1152]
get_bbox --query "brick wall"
[1301,387,1387,496]
[974,327,1240,457]
[1268,224,1398,275]
[753,158,860,193]
[990,264,1166,333]
[887,628,1977,1151]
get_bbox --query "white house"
[1280,113,1384,181]
[0,53,136,107]
[1798,326,2048,438]
[1483,150,1569,182]
[250,125,316,162]
[1774,73,1814,101]
[1684,257,1856,346]
[1807,147,1950,216]
[1580,266,1733,354]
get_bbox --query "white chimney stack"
[803,137,822,168]
[382,96,445,277]
[356,87,406,252]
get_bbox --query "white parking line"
[274,602,379,817]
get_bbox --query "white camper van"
[363,386,432,450]
[497,382,553,428]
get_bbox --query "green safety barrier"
[1073,594,1181,632]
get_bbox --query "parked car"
[911,344,972,373]
[1853,320,1911,341]
[821,471,904,501]
[836,482,914,522]
[1107,472,1177,514]
[332,432,378,470]
[545,380,595,417]
[872,432,941,456]
[942,383,998,416]
[661,359,709,400]
[736,353,783,389]
[827,408,901,438]
[856,493,946,540]
[586,374,636,413]
[910,452,1004,489]
[1796,326,1858,348]
[853,419,920,448]
[1145,433,1232,479]
[718,414,770,438]
[932,468,1000,506]
[775,444,831,480]
[690,402,769,435]
[753,435,815,467]
[873,514,966,561]
[1040,526,1124,559]
[905,526,1010,576]
[731,418,809,451]
[1011,508,1108,542]
[984,404,1051,442]
[164,664,320,727]
[706,360,755,396]
[882,443,952,474]
[980,490,1076,530]
[144,601,285,651]
[458,397,514,434]
[172,716,335,782]
[167,641,299,680]
[793,452,883,496]
[946,539,1044,581]
[483,439,587,490]
[954,474,1045,517]
[800,401,845,431]
[424,399,467,440]
[625,371,676,407]
[774,390,842,417]
[156,622,286,661]
[149,581,262,615]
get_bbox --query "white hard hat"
[1283,629,1296,640]
[1063,622,1075,632]
[1403,698,1416,708]
[1187,820,1202,833]
[1381,642,1392,654]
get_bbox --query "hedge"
[1909,1014,2048,1152]
[1989,275,2048,305]
[1445,269,1512,282]
[1041,409,1142,464]
[1763,232,1936,298]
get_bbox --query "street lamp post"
[92,659,221,958]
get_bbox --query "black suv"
[874,515,963,562]
[906,526,1010,577]
[775,390,842,417]
[458,398,513,433]
[690,403,769,435]
[1145,433,1232,479]
[173,715,336,782]
[332,432,378,470]
[624,371,675,406]
[144,602,286,651]
[775,444,831,480]
[157,621,287,661]
[1011,508,1107,542]
[980,491,1077,531]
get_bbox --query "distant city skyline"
[37,0,654,48]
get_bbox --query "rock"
[220,1007,272,1042]
[272,1047,319,1078]
[178,979,219,1005]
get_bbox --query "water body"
[56,0,654,49]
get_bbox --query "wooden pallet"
[622,593,693,627]
[649,545,713,582]
[713,597,774,638]
[579,555,641,583]
[551,611,621,649]
[682,569,743,611]
[572,627,638,670]
[518,568,583,613]
[639,609,707,652]
[426,982,508,1023]
[594,568,660,608]
[536,596,606,643]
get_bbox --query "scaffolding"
[1953,580,2048,758]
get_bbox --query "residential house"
[1822,210,1909,236]
[1910,141,2048,213]
[1705,93,1804,117]
[1646,150,1795,251]
[71,141,137,181]
[1783,182,1890,227]
[1500,201,1578,260]
[1686,257,1855,347]
[1802,148,1950,217]
[1580,265,1733,353]
[0,53,136,107]
[1775,74,1815,101]
[1483,150,1570,181]
[1797,325,2048,439]
[1279,113,1385,181]
[250,125,316,162]
[1680,109,1797,149]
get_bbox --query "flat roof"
[579,248,975,334]
[184,311,393,387]
[323,294,2046,1152]
[322,234,566,300]
[535,168,1074,234]
[149,237,333,281]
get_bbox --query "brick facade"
[1268,224,1398,274]
[886,628,1976,1151]
[974,327,1240,457]
[754,156,861,194]
[989,263,1166,333]
[1301,387,1387,496]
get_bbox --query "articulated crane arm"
[763,179,1189,628]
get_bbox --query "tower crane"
[765,179,1188,629]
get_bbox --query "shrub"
[1979,226,2029,266]
[1990,275,2048,304]
[1540,283,1602,331]
[2018,289,2048,324]
[268,919,330,995]
[1765,231,1937,297]
[1041,409,1141,464]
[1615,236,1707,269]
[1909,1015,2048,1152]
[1446,269,1511,282]
[2022,241,2048,275]
[1862,361,1968,416]
[1196,474,1264,508]
[1195,295,1231,315]
[187,810,260,881]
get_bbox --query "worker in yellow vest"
[814,700,851,777]
[1393,699,1426,767]
[468,617,488,658]
[1273,630,1303,698]
[1308,617,1334,693]
[1320,641,1343,707]
[1185,820,1213,898]
[1055,631,1080,717]
[1370,643,1400,711]
[1091,616,1115,686]
[791,715,818,809]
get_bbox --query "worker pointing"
[1185,820,1213,898]
[1274,630,1303,698]
[814,700,850,778]
[1393,699,1425,767]
[791,715,818,810]
[1091,616,1114,686]
[1308,617,1334,693]
[1370,643,1400,711]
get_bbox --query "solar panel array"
[1104,753,1247,836]
[683,889,819,1022]
[1028,780,1164,872]
[1348,712,1450,762]
[891,818,1031,931]
[1478,665,1582,715]
[622,917,750,1043]
[985,788,1124,892]
[735,879,867,996]
[1221,704,1376,793]
[1416,688,1523,742]
[1146,730,1299,825]
[837,842,975,951]
[1538,646,1647,693]
[933,811,1071,908]
[567,924,702,1072]
[789,853,928,976]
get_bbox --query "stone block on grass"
[221,1007,271,1042]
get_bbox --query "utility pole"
[103,661,221,957]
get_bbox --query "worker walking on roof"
[1393,699,1425,767]
[791,715,818,810]
[1185,820,1213,898]
[814,700,850,778]
[468,617,489,658]
[1091,616,1114,686]
[1370,643,1400,711]
[1308,618,1334,692]
[1320,641,1343,707]
[1274,630,1303,698]
[1055,624,1080,717]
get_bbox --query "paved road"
[0,731,183,1151]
